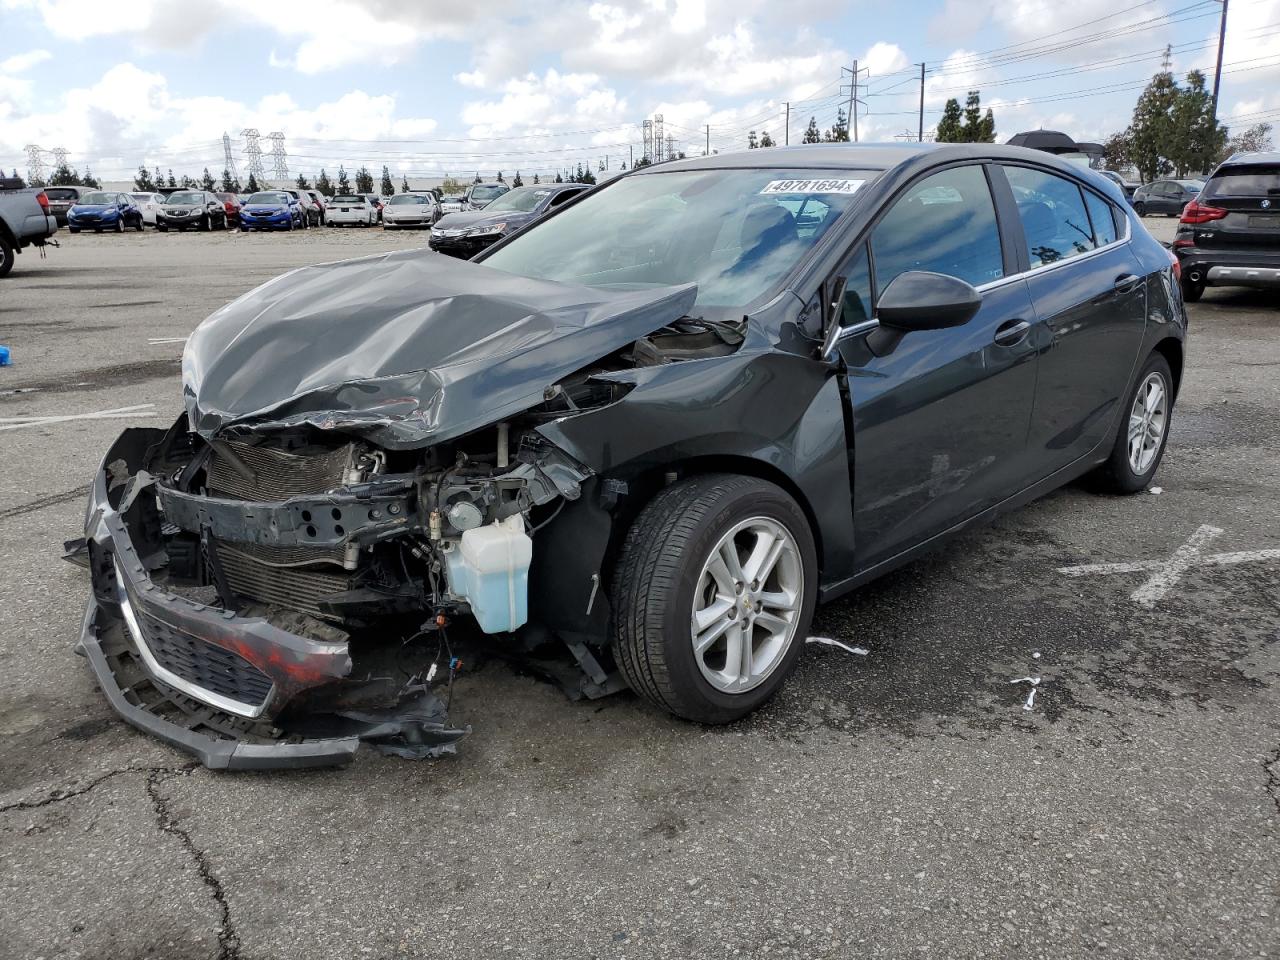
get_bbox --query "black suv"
[1173,152,1280,301]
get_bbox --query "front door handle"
[993,319,1030,347]
[1114,273,1141,293]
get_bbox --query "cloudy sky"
[1,0,1278,184]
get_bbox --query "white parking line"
[0,403,157,432]
[147,337,187,345]
[1057,524,1280,607]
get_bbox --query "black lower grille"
[139,613,274,708]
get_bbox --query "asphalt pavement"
[0,219,1277,960]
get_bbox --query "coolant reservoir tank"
[444,515,533,634]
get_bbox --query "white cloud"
[0,48,52,72]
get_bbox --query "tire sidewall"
[0,236,13,277]
[654,482,818,721]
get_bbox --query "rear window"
[1203,167,1280,199]
[46,188,79,200]
[332,195,363,203]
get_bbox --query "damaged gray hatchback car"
[77,144,1186,768]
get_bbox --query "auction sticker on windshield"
[759,179,864,195]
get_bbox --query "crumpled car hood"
[183,247,697,449]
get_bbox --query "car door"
[1000,164,1147,474]
[833,163,1040,568]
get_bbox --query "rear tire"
[1133,201,1147,216]
[1181,278,1204,302]
[114,218,124,233]
[134,216,144,231]
[612,474,817,724]
[1092,352,1174,494]
[0,234,13,277]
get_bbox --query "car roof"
[633,142,1111,176]
[1218,151,1280,168]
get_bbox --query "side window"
[870,165,1003,291]
[548,190,577,209]
[1003,166,1096,268]
[1082,189,1118,246]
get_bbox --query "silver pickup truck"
[0,179,59,277]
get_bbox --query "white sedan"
[382,193,440,229]
[325,194,379,227]
[130,192,165,226]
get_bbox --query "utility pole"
[918,63,926,141]
[1210,0,1229,129]
[706,124,710,156]
[784,102,790,145]
[629,144,634,168]
[848,59,858,142]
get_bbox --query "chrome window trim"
[114,563,273,719]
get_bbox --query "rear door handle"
[1114,273,1141,293]
[993,319,1030,347]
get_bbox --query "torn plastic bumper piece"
[79,428,468,769]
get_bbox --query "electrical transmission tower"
[642,119,653,163]
[268,131,288,180]
[24,144,46,184]
[240,128,265,182]
[654,114,664,162]
[222,132,239,180]
[665,135,675,160]
[52,146,69,171]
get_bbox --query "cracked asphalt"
[1,220,1277,959]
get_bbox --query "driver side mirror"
[866,270,982,357]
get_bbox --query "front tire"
[1093,352,1174,494]
[1133,201,1147,217]
[612,474,817,724]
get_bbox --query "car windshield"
[389,194,430,205]
[484,187,551,213]
[247,192,289,204]
[482,168,872,308]
[470,185,508,201]
[332,195,363,203]
[1203,168,1280,198]
[167,192,203,204]
[78,192,115,204]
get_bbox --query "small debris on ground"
[806,636,869,656]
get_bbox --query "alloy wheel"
[1127,371,1168,475]
[690,516,803,694]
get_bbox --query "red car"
[305,189,327,225]
[215,192,242,225]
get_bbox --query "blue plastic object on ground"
[0,345,10,366]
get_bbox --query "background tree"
[134,164,157,191]
[1219,122,1273,163]
[315,168,333,196]
[802,117,822,144]
[957,91,996,142]
[759,130,776,148]
[822,108,849,142]
[401,174,410,192]
[153,167,163,191]
[1167,69,1225,175]
[440,175,462,195]
[337,165,350,193]
[1122,55,1225,180]
[221,167,242,193]
[246,171,260,192]
[166,170,177,189]
[513,171,524,186]
[533,173,541,183]
[82,166,101,188]
[380,165,395,195]
[1103,131,1134,172]
[473,171,482,183]
[201,168,217,191]
[293,173,311,189]
[497,171,506,182]
[179,174,196,188]
[747,130,759,149]
[554,171,564,183]
[48,163,77,186]
[355,166,374,193]
[934,98,965,142]
[1125,58,1179,181]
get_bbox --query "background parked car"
[463,181,510,210]
[130,192,164,226]
[1097,170,1140,200]
[0,181,58,277]
[1172,151,1280,302]
[239,190,303,231]
[439,195,464,215]
[156,190,228,232]
[304,189,327,224]
[214,192,243,225]
[382,192,440,228]
[1132,178,1204,217]
[282,188,320,227]
[67,191,144,233]
[430,182,589,257]
[326,193,379,227]
[43,185,94,225]
[363,194,385,221]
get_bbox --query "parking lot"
[1,222,1277,958]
